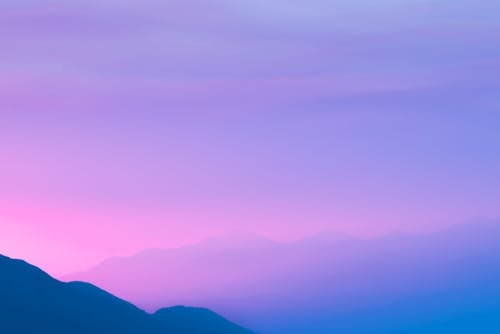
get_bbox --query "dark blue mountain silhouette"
[154,306,254,334]
[0,254,254,334]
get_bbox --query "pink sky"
[1,0,500,276]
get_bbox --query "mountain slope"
[154,306,254,334]
[0,254,254,334]
[0,254,166,334]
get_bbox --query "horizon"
[2,217,499,278]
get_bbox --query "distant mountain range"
[0,254,254,334]
[64,221,500,334]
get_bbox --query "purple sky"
[1,0,500,276]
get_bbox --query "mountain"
[153,306,254,334]
[64,222,500,334]
[0,254,254,334]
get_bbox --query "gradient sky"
[1,0,500,276]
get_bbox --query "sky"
[0,0,500,276]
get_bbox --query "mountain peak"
[195,232,277,250]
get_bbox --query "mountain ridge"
[62,221,500,334]
[0,253,255,334]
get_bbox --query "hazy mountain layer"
[65,222,500,333]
